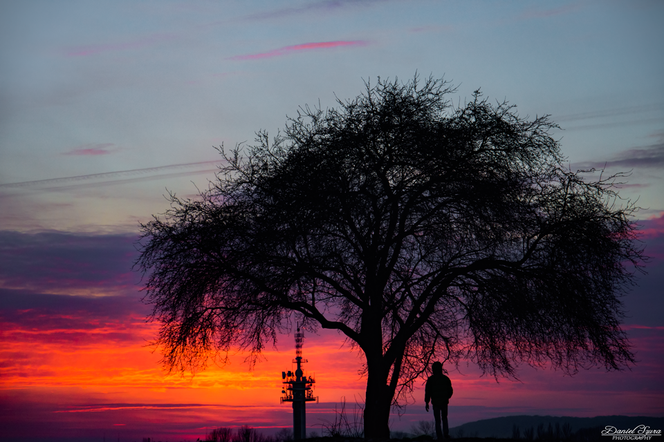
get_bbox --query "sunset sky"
[1,1,663,441]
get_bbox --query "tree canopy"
[136,76,643,439]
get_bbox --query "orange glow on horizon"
[2,294,663,440]
[1,312,367,405]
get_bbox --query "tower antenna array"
[280,327,318,440]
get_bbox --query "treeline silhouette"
[451,415,664,441]
[508,423,604,442]
[453,423,619,442]
[193,422,608,442]
[200,426,294,442]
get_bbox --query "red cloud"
[228,40,368,60]
[63,143,115,156]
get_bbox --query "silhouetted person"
[425,361,453,440]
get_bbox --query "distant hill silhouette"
[450,415,664,439]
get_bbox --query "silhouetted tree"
[411,420,435,437]
[513,424,522,440]
[207,427,233,442]
[561,422,574,441]
[323,396,364,438]
[136,76,643,440]
[273,429,293,442]
[235,425,264,442]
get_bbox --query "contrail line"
[0,160,221,189]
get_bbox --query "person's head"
[432,361,443,375]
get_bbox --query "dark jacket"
[425,373,453,406]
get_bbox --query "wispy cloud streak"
[575,143,664,170]
[554,103,664,123]
[64,34,177,57]
[228,40,368,61]
[551,103,664,131]
[231,0,389,22]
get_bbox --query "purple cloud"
[636,212,664,264]
[647,130,664,141]
[574,143,664,170]
[0,289,147,322]
[62,143,115,156]
[0,230,149,346]
[0,289,150,349]
[228,40,368,61]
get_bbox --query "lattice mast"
[280,327,317,440]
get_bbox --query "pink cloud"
[639,212,664,240]
[228,40,368,61]
[634,212,664,262]
[63,143,115,156]
[623,324,664,331]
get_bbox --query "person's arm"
[425,379,431,411]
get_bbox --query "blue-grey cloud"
[0,289,147,323]
[0,230,140,292]
[552,103,664,132]
[519,3,580,20]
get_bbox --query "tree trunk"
[363,357,393,440]
[361,289,397,440]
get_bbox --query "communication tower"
[280,327,317,440]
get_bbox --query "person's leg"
[441,403,449,439]
[433,405,443,440]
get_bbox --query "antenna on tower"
[295,328,303,359]
[280,325,318,440]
